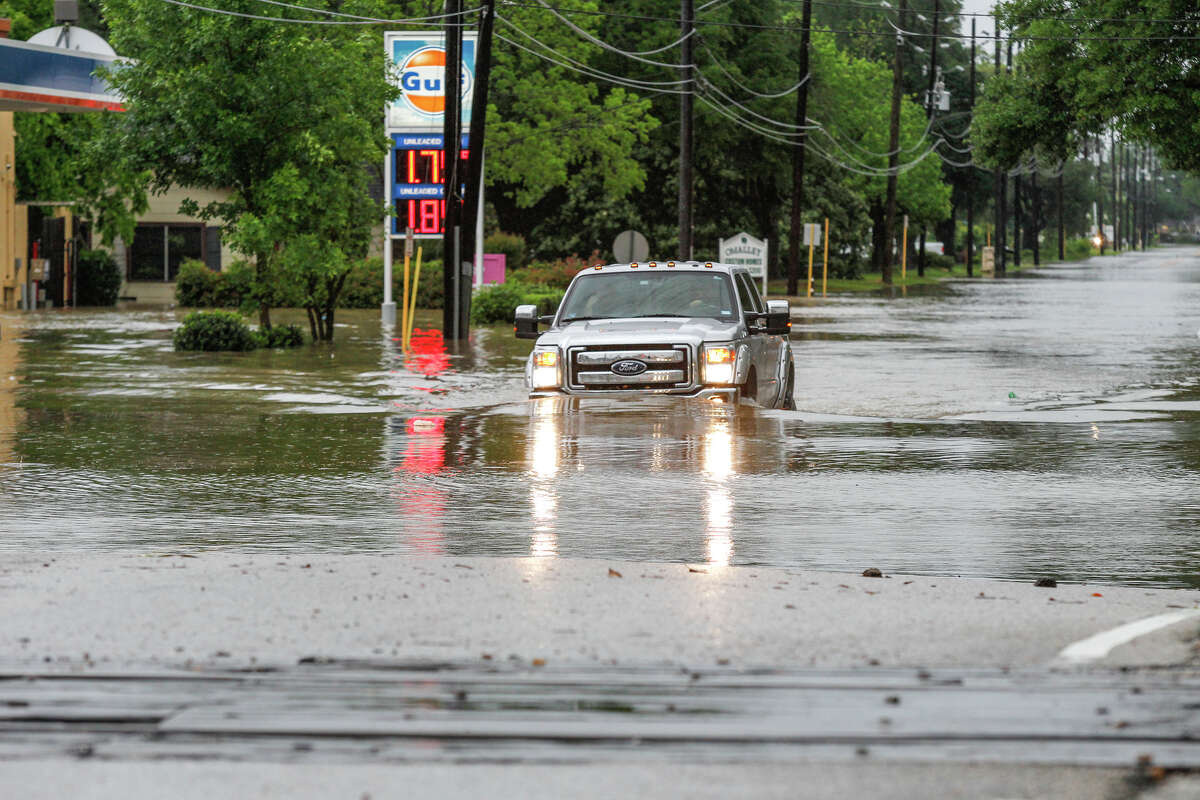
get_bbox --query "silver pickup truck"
[514,260,794,408]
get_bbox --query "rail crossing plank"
[1,664,1199,766]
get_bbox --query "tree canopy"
[99,0,398,335]
[973,0,1200,171]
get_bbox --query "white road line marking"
[1056,609,1200,664]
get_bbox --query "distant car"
[923,241,945,254]
[514,260,794,409]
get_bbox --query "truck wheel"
[781,365,795,410]
[741,368,757,403]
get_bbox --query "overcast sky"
[959,0,998,38]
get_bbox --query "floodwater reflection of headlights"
[702,420,734,480]
[705,486,733,566]
[530,416,561,479]
[530,485,559,559]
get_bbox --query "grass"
[769,242,1106,297]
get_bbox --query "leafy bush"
[175,259,221,307]
[470,281,564,324]
[925,252,957,271]
[255,323,305,349]
[175,259,254,308]
[827,253,864,280]
[339,257,384,309]
[75,249,122,306]
[217,260,255,307]
[469,282,527,324]
[1063,237,1094,261]
[173,310,258,351]
[336,256,445,310]
[484,231,527,270]
[516,252,597,289]
[415,259,444,309]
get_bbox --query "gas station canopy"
[0,32,122,113]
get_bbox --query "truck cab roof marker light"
[630,262,638,268]
[648,261,657,268]
[705,262,713,268]
[667,261,676,268]
[593,265,603,270]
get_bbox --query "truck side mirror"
[764,300,791,336]
[514,304,540,339]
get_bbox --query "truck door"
[734,271,781,402]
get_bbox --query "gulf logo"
[398,47,472,116]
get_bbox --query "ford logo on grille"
[611,359,648,376]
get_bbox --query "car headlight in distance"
[531,349,560,389]
[703,345,735,385]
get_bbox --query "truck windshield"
[558,272,737,323]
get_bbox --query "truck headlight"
[531,348,560,389]
[703,345,735,385]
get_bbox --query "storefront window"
[128,224,204,281]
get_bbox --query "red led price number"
[395,147,470,236]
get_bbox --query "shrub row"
[174,244,574,328]
[172,310,305,352]
[175,259,254,308]
[469,282,565,325]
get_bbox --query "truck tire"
[781,364,795,410]
[741,367,757,403]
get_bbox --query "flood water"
[1,247,1198,587]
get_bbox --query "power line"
[698,40,809,99]
[494,31,691,94]
[527,0,691,70]
[496,16,696,86]
[161,0,478,25]
[789,0,1200,26]
[501,2,1200,43]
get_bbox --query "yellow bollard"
[806,240,814,298]
[822,217,829,297]
[901,219,908,282]
[406,247,423,348]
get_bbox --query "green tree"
[973,0,1200,172]
[99,0,397,337]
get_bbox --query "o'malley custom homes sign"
[719,232,768,295]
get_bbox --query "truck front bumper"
[529,386,740,403]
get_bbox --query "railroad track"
[2,662,1200,767]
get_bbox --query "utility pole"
[883,0,908,286]
[918,0,939,278]
[1125,143,1133,250]
[462,0,495,308]
[1150,150,1159,246]
[966,18,975,277]
[1140,147,1148,249]
[1095,137,1105,254]
[1110,131,1118,252]
[441,0,465,339]
[678,0,694,260]
[993,15,1005,275]
[1056,165,1065,260]
[787,0,813,296]
[1008,40,1020,269]
[1031,169,1040,265]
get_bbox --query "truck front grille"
[567,345,692,391]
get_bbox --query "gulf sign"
[386,32,476,130]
